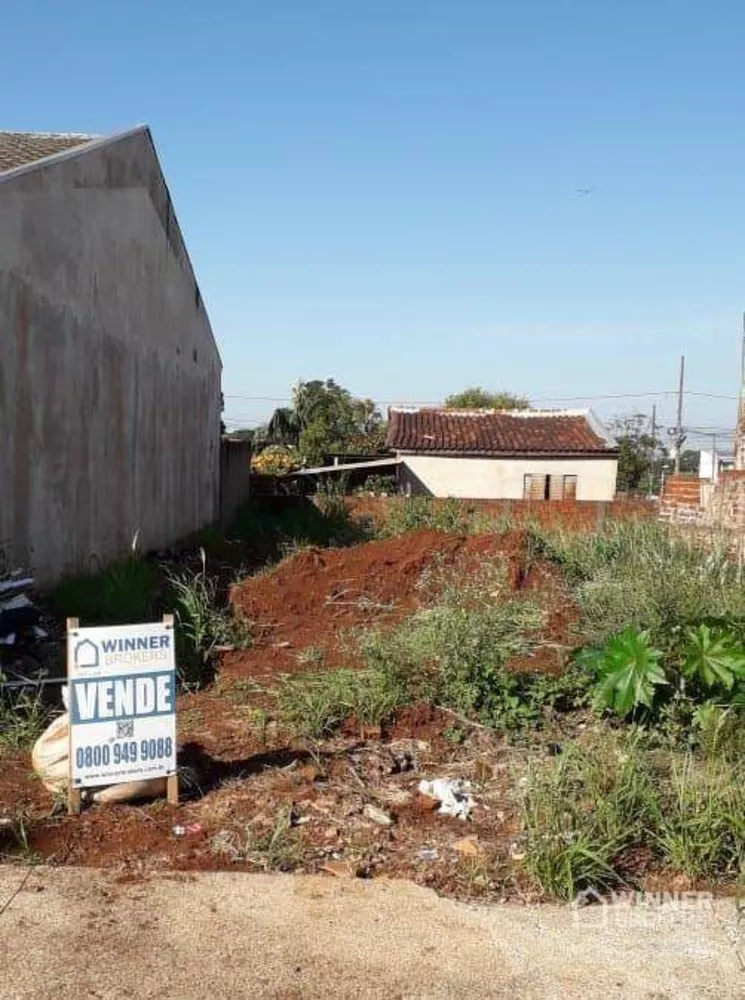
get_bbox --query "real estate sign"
[67,619,177,792]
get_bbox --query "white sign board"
[67,620,176,789]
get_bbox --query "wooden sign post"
[66,615,178,814]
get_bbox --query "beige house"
[386,408,618,501]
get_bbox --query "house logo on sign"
[74,639,100,669]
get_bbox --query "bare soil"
[0,529,582,900]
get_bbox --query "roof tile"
[386,409,615,455]
[0,132,95,173]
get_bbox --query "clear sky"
[4,1,745,450]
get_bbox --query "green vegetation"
[580,627,667,718]
[444,388,530,410]
[46,556,159,625]
[381,496,491,537]
[210,806,302,871]
[278,668,408,738]
[228,495,362,552]
[247,378,387,465]
[279,562,590,737]
[0,683,51,751]
[167,555,253,690]
[521,733,745,898]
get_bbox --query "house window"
[524,474,548,500]
[523,474,578,501]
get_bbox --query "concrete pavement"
[1,865,742,999]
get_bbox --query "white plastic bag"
[417,778,475,820]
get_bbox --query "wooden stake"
[163,614,178,805]
[167,774,179,805]
[66,618,82,815]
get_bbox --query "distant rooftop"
[0,131,97,173]
[386,407,617,456]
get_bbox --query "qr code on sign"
[116,721,134,739]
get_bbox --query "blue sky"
[5,1,745,449]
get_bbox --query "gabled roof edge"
[0,125,149,185]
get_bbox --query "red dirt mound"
[223,531,526,680]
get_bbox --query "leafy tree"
[678,450,701,475]
[444,387,530,410]
[227,428,257,443]
[266,407,301,446]
[611,414,667,494]
[264,379,386,466]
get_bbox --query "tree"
[611,414,667,494]
[264,379,387,466]
[444,387,530,410]
[266,407,301,446]
[679,449,701,475]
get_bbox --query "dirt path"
[1,865,741,999]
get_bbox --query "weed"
[0,807,41,863]
[296,645,326,668]
[228,496,365,556]
[167,552,252,689]
[520,734,657,899]
[356,581,546,728]
[691,702,745,761]
[0,683,52,752]
[380,497,490,537]
[278,668,407,737]
[544,522,745,648]
[653,755,745,880]
[46,556,158,625]
[210,807,302,871]
[681,624,745,693]
[580,627,667,719]
[520,731,745,897]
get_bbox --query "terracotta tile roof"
[386,408,616,456]
[0,132,96,173]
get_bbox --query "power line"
[223,389,740,406]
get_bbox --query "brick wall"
[659,474,703,525]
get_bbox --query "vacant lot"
[1,498,744,908]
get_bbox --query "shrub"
[251,445,302,475]
[581,627,667,719]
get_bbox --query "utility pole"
[674,355,685,474]
[712,432,717,482]
[648,404,657,497]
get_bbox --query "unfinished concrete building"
[0,127,222,583]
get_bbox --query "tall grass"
[528,520,745,647]
[520,732,745,898]
[46,556,159,625]
[0,684,52,752]
[277,668,409,737]
[380,497,492,537]
[167,554,252,689]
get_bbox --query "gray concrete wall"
[219,439,252,528]
[0,128,222,583]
